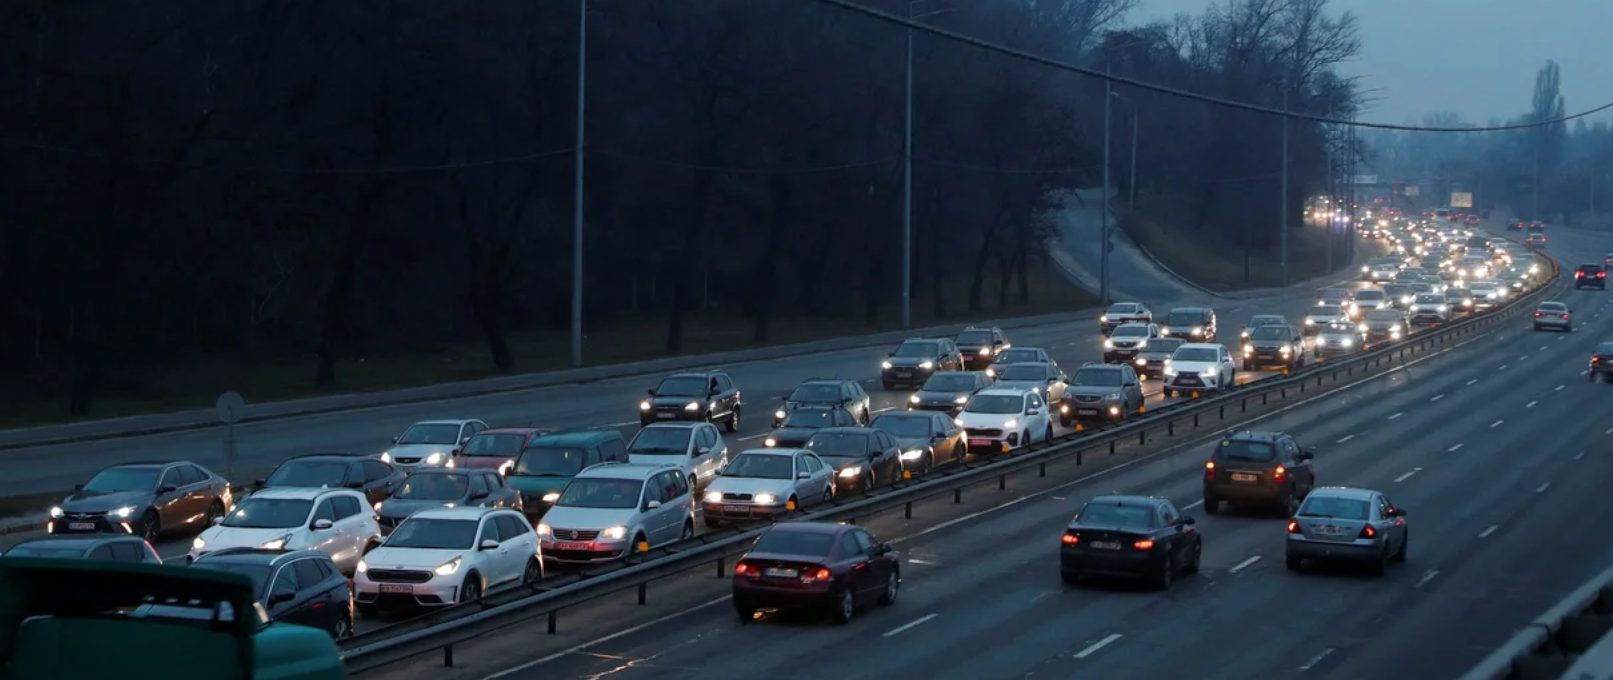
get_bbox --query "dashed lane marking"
[1229,555,1263,573]
[1073,634,1124,660]
[1447,443,1463,452]
[1479,525,1499,538]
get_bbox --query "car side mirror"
[697,447,711,456]
[645,500,663,510]
[269,591,297,605]
[797,471,811,479]
[646,388,656,396]
[73,483,84,491]
[877,542,894,555]
[931,432,946,441]
[391,435,400,444]
[479,539,500,551]
[210,516,224,526]
[469,491,489,501]
[1180,516,1196,525]
[159,485,178,494]
[461,436,472,445]
[1026,408,1039,416]
[311,519,334,530]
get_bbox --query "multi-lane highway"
[341,227,1613,680]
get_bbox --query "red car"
[732,522,901,624]
[455,427,557,473]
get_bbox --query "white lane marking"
[1415,569,1440,588]
[909,559,939,565]
[1575,451,1586,460]
[1229,555,1263,573]
[872,406,896,414]
[1073,633,1124,659]
[736,433,769,441]
[1336,435,1355,444]
[1298,648,1336,671]
[863,379,877,383]
[1583,370,1591,376]
[1498,365,1509,370]
[1182,499,1204,510]
[1490,420,1504,428]
[1466,379,1479,385]
[1479,525,1499,538]
[1430,394,1444,402]
[883,613,939,637]
[1393,468,1421,483]
[1540,345,1548,350]
[1388,412,1403,420]
[1605,427,1613,435]
[1536,482,1551,493]
[1518,355,1528,361]
[1526,400,1537,408]
[597,420,642,428]
[1447,443,1464,452]
[1556,385,1565,391]
[479,594,733,680]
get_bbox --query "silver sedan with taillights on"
[1285,486,1408,576]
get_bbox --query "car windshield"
[750,528,834,557]
[513,446,587,476]
[894,341,939,357]
[955,330,992,346]
[1248,316,1283,327]
[1075,503,1155,529]
[805,432,869,457]
[1320,290,1348,300]
[1446,289,1471,298]
[1070,369,1121,387]
[1146,338,1184,353]
[393,474,469,500]
[1409,284,1432,292]
[556,478,644,509]
[386,518,479,550]
[993,348,1042,364]
[1355,291,1385,301]
[221,498,311,529]
[1248,327,1289,341]
[872,414,931,437]
[4,544,87,558]
[265,461,349,488]
[1217,439,1276,461]
[654,376,709,397]
[995,364,1047,381]
[397,424,461,445]
[962,395,1023,414]
[1106,303,1140,314]
[1538,304,1567,312]
[628,427,691,455]
[923,373,977,391]
[722,454,793,479]
[1297,497,1370,520]
[1415,294,1442,303]
[461,433,528,457]
[1367,311,1403,322]
[1323,322,1356,333]
[789,385,841,402]
[82,468,158,493]
[1165,312,1201,326]
[190,562,271,595]
[1173,348,1218,362]
[1113,325,1148,338]
[1384,285,1411,296]
[1311,305,1341,316]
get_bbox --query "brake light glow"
[1062,533,1079,545]
[810,567,832,580]
[1601,272,1606,278]
[1204,461,1216,480]
[1534,312,1542,317]
[734,562,751,574]
[1358,525,1377,539]
[1563,314,1571,319]
[1577,272,1584,277]
[1133,539,1155,550]
[1273,465,1287,483]
[1287,520,1301,534]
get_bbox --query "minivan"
[506,430,628,519]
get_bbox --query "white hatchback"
[354,506,540,613]
[953,387,1054,453]
[189,487,379,574]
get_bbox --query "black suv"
[774,379,872,427]
[881,337,964,389]
[1240,324,1306,371]
[1576,264,1606,290]
[1202,431,1316,516]
[1591,342,1613,383]
[190,548,355,638]
[954,326,1011,370]
[641,371,742,430]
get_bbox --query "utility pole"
[1099,62,1113,303]
[1324,109,1333,272]
[1279,80,1289,287]
[569,0,587,368]
[1128,110,1139,211]
[901,9,914,329]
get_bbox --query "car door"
[305,497,343,565]
[485,472,518,508]
[850,529,892,598]
[639,473,673,545]
[468,474,493,506]
[476,516,516,584]
[837,531,879,602]
[873,430,902,481]
[266,564,311,626]
[1024,393,1049,441]
[496,513,537,575]
[1377,494,1408,550]
[151,467,191,525]
[931,413,961,463]
[1156,502,1189,569]
[1282,438,1314,493]
[176,466,213,525]
[291,558,341,633]
[335,495,374,565]
[360,461,400,504]
[689,426,719,485]
[1119,367,1143,411]
[714,374,739,419]
[1045,365,1068,402]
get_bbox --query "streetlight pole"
[1099,62,1113,304]
[1128,103,1138,211]
[901,6,914,330]
[1279,81,1288,287]
[569,0,587,368]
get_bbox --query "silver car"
[1312,321,1364,358]
[1303,304,1348,335]
[1407,293,1449,325]
[1286,486,1408,575]
[989,362,1068,402]
[1533,301,1573,332]
[700,449,835,527]
[537,463,697,564]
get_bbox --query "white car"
[1352,289,1389,311]
[537,463,697,564]
[625,422,729,491]
[1162,343,1237,398]
[1469,280,1504,308]
[381,419,489,470]
[354,506,540,613]
[189,488,379,574]
[1303,304,1348,333]
[987,361,1068,402]
[953,387,1054,453]
[1407,293,1450,325]
[700,448,836,527]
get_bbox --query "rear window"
[1538,303,1567,312]
[1355,290,1385,301]
[750,528,835,557]
[1075,502,1155,529]
[1215,439,1276,462]
[1581,265,1603,273]
[1297,496,1370,520]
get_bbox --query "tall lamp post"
[1111,91,1140,211]
[569,0,588,368]
[901,0,955,328]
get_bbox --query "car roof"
[1538,301,1567,308]
[412,419,475,426]
[407,506,511,521]
[247,487,357,501]
[765,521,847,536]
[197,548,327,565]
[574,462,679,480]
[665,370,726,379]
[479,427,553,435]
[1176,342,1222,350]
[12,536,131,549]
[530,430,620,446]
[1084,494,1160,508]
[285,453,361,461]
[796,378,855,387]
[103,462,175,471]
[975,387,1032,397]
[408,467,481,476]
[640,421,702,431]
[1076,363,1123,371]
[812,427,871,437]
[1167,306,1208,313]
[735,448,805,457]
[1305,486,1378,501]
[995,361,1050,370]
[1223,430,1285,443]
[1250,314,1286,321]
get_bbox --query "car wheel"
[680,521,694,541]
[1163,389,1174,398]
[458,574,483,603]
[726,407,740,433]
[1021,430,1030,448]
[735,599,756,623]
[878,570,900,606]
[1044,424,1054,443]
[203,500,225,527]
[918,452,934,475]
[523,557,543,585]
[1060,416,1072,428]
[140,511,161,543]
[832,587,856,624]
[1152,556,1174,590]
[330,616,352,640]
[822,484,834,503]
[1187,542,1202,574]
[1393,531,1409,563]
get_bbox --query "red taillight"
[734,562,751,575]
[1133,539,1155,550]
[1577,272,1585,277]
[1062,533,1079,545]
[1287,520,1301,534]
[1204,461,1216,480]
[1600,272,1606,278]
[811,567,831,580]
[1358,525,1377,539]
[1534,311,1542,317]
[1563,314,1571,320]
[1594,357,1602,363]
[1273,465,1287,483]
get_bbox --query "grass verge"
[2,264,1097,429]
[1116,200,1359,292]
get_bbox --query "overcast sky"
[1132,0,1613,126]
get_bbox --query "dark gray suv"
[1239,324,1305,371]
[1202,431,1317,516]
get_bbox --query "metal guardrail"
[1455,565,1613,680]
[335,238,1561,674]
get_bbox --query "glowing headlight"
[910,394,920,404]
[380,452,392,463]
[1240,330,1250,338]
[1191,326,1203,335]
[260,536,289,550]
[373,501,384,512]
[1340,338,1353,347]
[1135,339,1148,349]
[985,368,996,378]
[639,401,651,411]
[753,493,777,505]
[1160,326,1171,335]
[49,507,63,518]
[900,449,924,461]
[774,410,786,419]
[764,438,777,447]
[954,394,969,404]
[111,506,136,519]
[192,537,206,550]
[542,492,560,502]
[425,452,444,465]
[1390,326,1403,335]
[356,560,368,574]
[1436,305,1447,312]
[1358,323,1369,333]
[1279,346,1291,354]
[1401,295,1414,304]
[537,523,552,536]
[602,526,628,540]
[1103,339,1114,349]
[684,402,700,411]
[1305,318,1315,325]
[882,361,893,369]
[954,417,965,427]
[435,558,461,576]
[1242,345,1254,355]
[704,491,722,503]
[979,347,993,356]
[1100,315,1109,323]
[919,361,934,369]
[1002,419,1019,430]
[1361,266,1370,273]
[838,466,862,478]
[1463,299,1473,307]
[1135,357,1147,365]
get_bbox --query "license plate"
[68,522,94,531]
[1077,409,1098,416]
[379,584,413,594]
[764,568,798,578]
[556,542,591,551]
[722,505,748,514]
[894,371,912,377]
[969,439,992,447]
[1091,541,1122,550]
[1231,473,1258,482]
[656,413,675,419]
[1318,526,1348,536]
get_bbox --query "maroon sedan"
[732,522,901,624]
[454,428,557,473]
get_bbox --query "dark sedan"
[880,338,963,390]
[255,454,405,506]
[764,407,859,449]
[907,371,991,414]
[804,427,904,493]
[50,461,233,544]
[1131,337,1184,379]
[3,535,162,563]
[373,469,521,533]
[1059,495,1201,590]
[869,410,965,474]
[187,548,355,639]
[732,522,900,624]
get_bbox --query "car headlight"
[374,501,384,512]
[1463,299,1472,307]
[1191,326,1203,335]
[1437,305,1447,312]
[1135,356,1147,365]
[704,491,722,503]
[838,466,863,478]
[640,401,651,411]
[764,438,777,447]
[1390,326,1403,335]
[1100,315,1108,322]
[910,394,921,404]
[753,493,777,505]
[954,417,966,427]
[602,526,628,540]
[979,347,993,356]
[380,452,392,463]
[1340,338,1353,347]
[1002,419,1019,430]
[684,402,700,411]
[260,536,290,550]
[1401,295,1414,304]
[542,492,560,502]
[774,410,786,419]
[1240,330,1250,338]
[1242,345,1254,355]
[356,560,368,574]
[919,361,934,369]
[425,453,444,465]
[1135,339,1148,349]
[1103,339,1114,349]
[1362,266,1370,272]
[984,367,996,377]
[882,361,893,369]
[435,558,461,576]
[1279,346,1291,354]
[1304,318,1315,325]
[192,537,206,551]
[537,523,552,536]
[111,506,137,519]
[954,394,969,404]
[1358,323,1369,332]
[49,506,63,518]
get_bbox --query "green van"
[506,430,628,519]
[0,557,345,680]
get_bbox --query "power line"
[808,0,1613,133]
[919,158,1102,174]
[0,137,578,174]
[590,148,897,174]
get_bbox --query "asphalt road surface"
[328,228,1613,680]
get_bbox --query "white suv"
[353,506,539,614]
[953,387,1054,453]
[189,487,380,574]
[1163,343,1237,397]
[1407,293,1450,325]
[537,463,697,564]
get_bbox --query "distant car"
[507,430,629,519]
[1353,288,1389,311]
[1058,363,1144,426]
[870,410,966,473]
[1526,233,1547,245]
[1162,343,1237,397]
[954,388,1055,453]
[731,522,900,624]
[880,337,963,389]
[1312,321,1365,359]
[1302,304,1347,334]
[1131,337,1185,380]
[2,535,162,563]
[1103,323,1161,364]
[639,371,743,431]
[954,326,1012,369]
[774,379,871,427]
[1239,314,1288,339]
[1202,431,1316,516]
[1361,309,1406,342]
[989,362,1068,402]
[701,448,836,527]
[190,487,380,575]
[455,427,559,474]
[537,463,696,564]
[1533,301,1572,332]
[764,406,859,449]
[1100,302,1152,335]
[1407,293,1450,325]
[907,371,992,415]
[257,454,404,507]
[356,506,540,614]
[381,419,489,470]
[803,427,904,494]
[187,548,355,639]
[1059,495,1201,590]
[1591,341,1613,383]
[1443,288,1474,313]
[51,461,233,544]
[626,422,729,491]
[986,347,1056,378]
[1576,264,1607,290]
[1286,487,1408,576]
[1159,307,1217,342]
[373,468,521,534]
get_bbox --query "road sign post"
[214,392,245,479]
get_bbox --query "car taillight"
[1204,461,1216,480]
[1287,520,1301,534]
[1601,272,1607,278]
[809,567,832,580]
[1133,539,1155,550]
[1563,314,1571,319]
[1358,525,1377,539]
[1577,272,1584,277]
[1062,532,1079,545]
[1273,465,1286,483]
[1534,311,1542,317]
[734,561,752,575]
